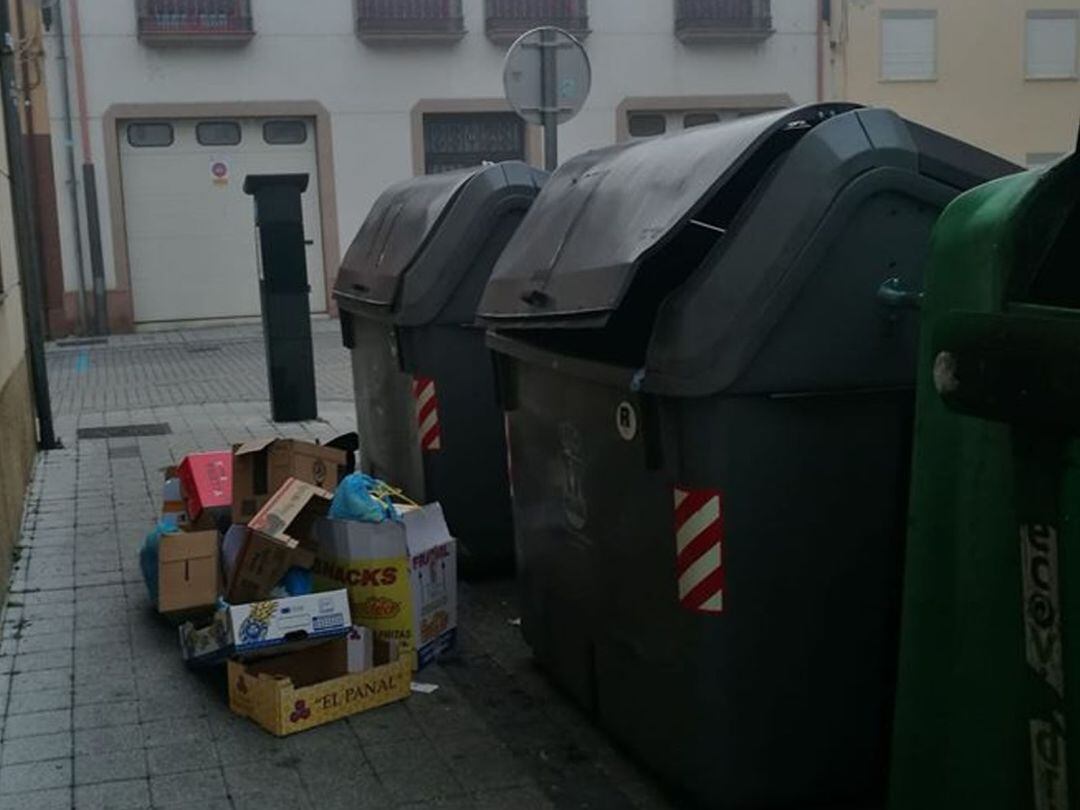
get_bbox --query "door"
[120,116,326,323]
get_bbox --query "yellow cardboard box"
[227,637,410,736]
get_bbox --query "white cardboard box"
[179,589,351,666]
[313,503,457,669]
[347,625,374,673]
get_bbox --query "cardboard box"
[227,479,331,603]
[233,439,348,525]
[179,589,351,666]
[178,451,233,521]
[347,625,374,673]
[227,636,411,736]
[313,503,457,669]
[161,467,189,527]
[224,528,309,604]
[157,530,220,618]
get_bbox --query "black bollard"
[243,173,318,422]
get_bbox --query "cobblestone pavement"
[0,324,678,810]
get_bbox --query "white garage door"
[120,116,326,324]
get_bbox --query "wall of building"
[11,0,66,337]
[0,83,38,602]
[832,0,1080,165]
[40,0,820,333]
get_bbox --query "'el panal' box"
[227,636,410,736]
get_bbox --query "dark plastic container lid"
[481,104,1019,396]
[478,104,860,325]
[335,161,546,325]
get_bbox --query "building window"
[127,122,174,147]
[196,121,241,146]
[674,0,774,43]
[263,120,307,145]
[683,112,721,129]
[136,0,254,43]
[1026,11,1079,79]
[422,112,525,174]
[881,10,937,81]
[1027,152,1065,168]
[626,108,750,139]
[628,114,668,138]
[355,0,465,42]
[485,0,589,43]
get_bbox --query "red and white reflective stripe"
[673,486,724,614]
[412,376,442,452]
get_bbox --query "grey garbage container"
[478,104,1018,808]
[334,161,547,575]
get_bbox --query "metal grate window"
[136,0,254,40]
[422,113,526,174]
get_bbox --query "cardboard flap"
[159,531,219,563]
[249,478,333,543]
[403,503,453,556]
[235,437,277,456]
[314,517,406,560]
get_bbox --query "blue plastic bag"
[139,516,178,607]
[273,567,313,598]
[329,473,399,523]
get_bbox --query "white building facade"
[42,0,822,331]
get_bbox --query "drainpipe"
[53,0,88,334]
[67,0,106,334]
[816,0,826,101]
[0,0,58,448]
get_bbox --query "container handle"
[877,277,923,311]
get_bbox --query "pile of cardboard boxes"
[149,437,457,736]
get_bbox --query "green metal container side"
[891,155,1079,810]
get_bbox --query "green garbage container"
[890,150,1078,810]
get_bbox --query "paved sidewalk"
[0,325,678,810]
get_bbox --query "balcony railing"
[675,0,773,43]
[136,0,254,43]
[485,0,589,43]
[356,0,465,41]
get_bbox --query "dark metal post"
[67,0,107,334]
[83,163,107,334]
[243,173,318,423]
[0,2,58,449]
[540,26,558,171]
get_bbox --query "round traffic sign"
[503,26,591,127]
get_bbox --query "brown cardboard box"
[227,636,410,736]
[158,530,220,618]
[227,479,331,603]
[232,439,347,525]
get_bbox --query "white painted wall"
[41,0,819,305]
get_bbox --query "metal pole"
[0,0,58,449]
[540,27,557,171]
[54,1,89,334]
[68,0,107,335]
